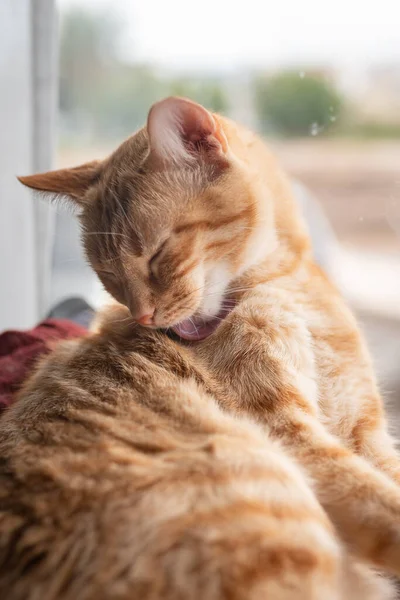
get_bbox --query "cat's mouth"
[171,301,235,342]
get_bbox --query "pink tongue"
[172,316,220,341]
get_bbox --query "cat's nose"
[136,312,155,326]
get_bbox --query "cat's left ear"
[147,97,229,167]
[17,160,101,206]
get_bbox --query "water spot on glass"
[310,122,322,136]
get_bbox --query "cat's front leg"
[269,405,400,576]
[199,294,400,576]
[350,401,400,486]
[311,309,400,486]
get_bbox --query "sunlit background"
[1,1,400,410]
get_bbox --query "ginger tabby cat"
[11,96,400,597]
[0,304,390,599]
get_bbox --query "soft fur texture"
[9,96,400,598]
[0,307,394,600]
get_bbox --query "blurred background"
[1,1,399,414]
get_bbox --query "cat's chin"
[171,302,234,342]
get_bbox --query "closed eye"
[97,269,117,280]
[149,240,167,271]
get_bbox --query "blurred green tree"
[254,72,342,137]
[96,65,166,135]
[169,79,228,113]
[60,6,166,140]
[205,84,228,113]
[59,6,229,143]
[59,6,121,113]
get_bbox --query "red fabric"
[0,319,86,412]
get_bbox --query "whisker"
[56,258,87,265]
[112,316,135,324]
[197,313,225,322]
[164,285,253,317]
[188,316,199,337]
[200,286,253,299]
[105,183,130,224]
[102,256,120,264]
[85,232,132,239]
[227,287,254,295]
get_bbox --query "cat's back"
[0,313,344,600]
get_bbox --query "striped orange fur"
[16,96,400,597]
[0,305,393,599]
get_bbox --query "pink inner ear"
[147,97,227,163]
[180,101,216,143]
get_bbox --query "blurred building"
[336,65,400,123]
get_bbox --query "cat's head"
[19,97,277,340]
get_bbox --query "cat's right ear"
[17,160,101,206]
[147,97,229,168]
